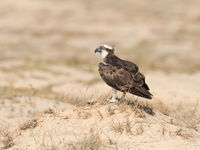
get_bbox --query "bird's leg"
[121,92,126,103]
[134,96,139,106]
[106,88,118,103]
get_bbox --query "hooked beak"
[95,47,102,53]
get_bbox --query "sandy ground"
[0,64,199,150]
[0,0,200,149]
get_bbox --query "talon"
[106,98,118,103]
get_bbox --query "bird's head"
[95,45,114,58]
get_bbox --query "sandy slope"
[0,65,199,150]
[8,102,200,150]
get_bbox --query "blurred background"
[0,0,200,72]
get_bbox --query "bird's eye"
[101,46,104,50]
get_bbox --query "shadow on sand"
[119,98,155,116]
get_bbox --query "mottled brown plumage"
[99,54,152,99]
[95,45,152,100]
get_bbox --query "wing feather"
[99,63,130,90]
[99,61,152,99]
[105,55,139,74]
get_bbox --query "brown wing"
[105,55,149,90]
[99,63,132,91]
[105,55,139,74]
[99,62,152,99]
[134,72,150,90]
[121,59,139,74]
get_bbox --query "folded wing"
[99,62,152,99]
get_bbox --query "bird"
[95,44,153,102]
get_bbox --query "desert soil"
[0,64,199,150]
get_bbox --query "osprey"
[95,44,153,102]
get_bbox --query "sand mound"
[0,65,200,149]
[2,100,199,150]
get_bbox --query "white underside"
[101,50,108,58]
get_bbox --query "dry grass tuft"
[186,122,199,132]
[111,120,124,135]
[107,106,115,116]
[118,104,127,113]
[153,99,170,116]
[68,128,103,150]
[111,119,144,136]
[174,128,193,139]
[19,119,38,130]
[134,125,144,136]
[77,111,92,119]
[117,99,148,118]
[133,107,146,118]
[97,110,104,120]
[43,108,54,114]
[0,130,14,149]
[161,127,166,135]
[111,118,134,135]
[119,98,154,116]
[125,118,133,134]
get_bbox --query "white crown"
[103,44,113,50]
